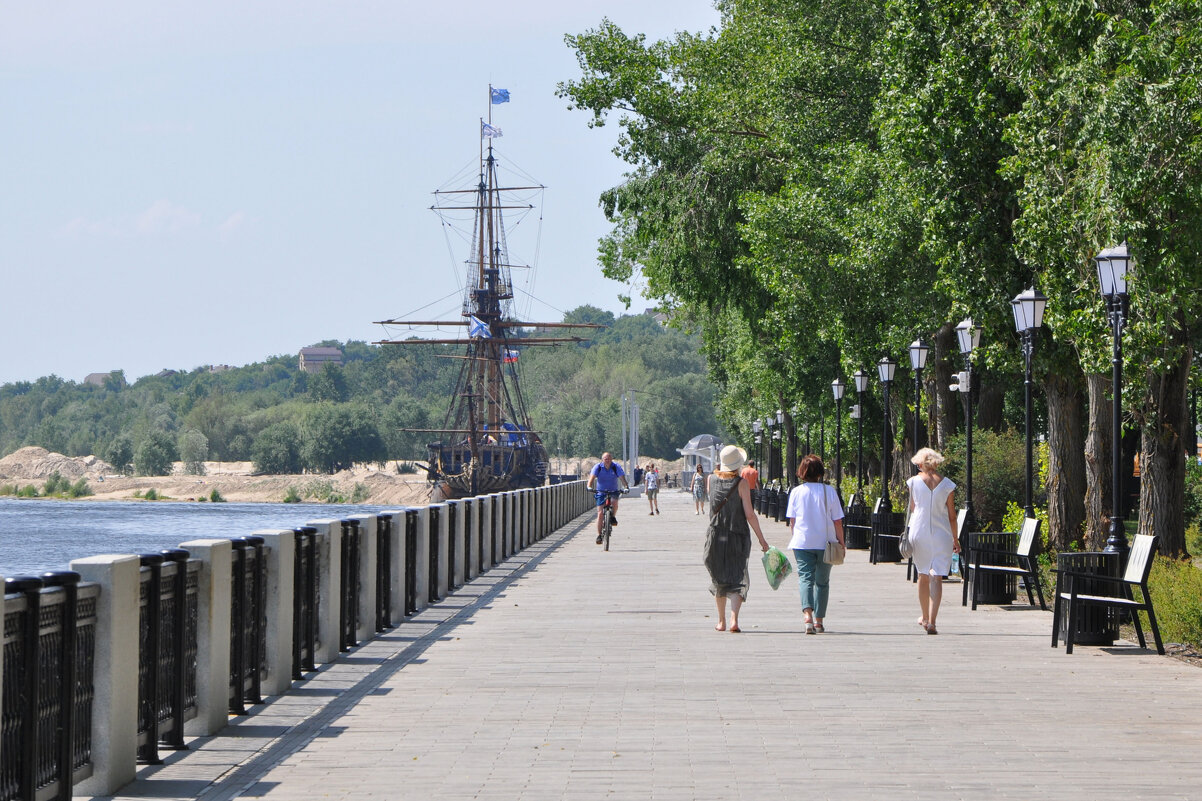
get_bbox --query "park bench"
[963,516,1045,610]
[1051,533,1164,655]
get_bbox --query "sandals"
[804,622,816,635]
[814,623,825,634]
[925,624,938,635]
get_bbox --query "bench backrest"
[1017,517,1040,557]
[1124,534,1158,585]
[955,509,967,537]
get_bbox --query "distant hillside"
[0,307,725,474]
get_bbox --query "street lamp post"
[853,369,870,504]
[877,357,897,510]
[1096,243,1132,560]
[832,377,845,503]
[1011,287,1048,520]
[955,317,982,535]
[752,420,762,478]
[909,338,930,475]
[775,408,785,485]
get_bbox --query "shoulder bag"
[898,478,915,559]
[821,483,846,565]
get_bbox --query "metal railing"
[2,572,98,801]
[375,515,393,632]
[291,527,318,680]
[228,537,265,715]
[339,519,360,652]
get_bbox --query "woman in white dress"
[905,448,960,635]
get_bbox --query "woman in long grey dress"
[703,446,770,633]
[905,447,960,634]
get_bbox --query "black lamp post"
[775,409,785,483]
[877,356,897,510]
[1096,243,1132,560]
[832,377,845,503]
[752,420,762,478]
[1011,287,1047,520]
[955,317,982,535]
[853,369,869,504]
[908,338,929,474]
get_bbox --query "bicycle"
[597,489,625,551]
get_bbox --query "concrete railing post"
[69,555,140,796]
[430,503,449,600]
[481,497,494,570]
[348,515,377,642]
[250,531,295,697]
[463,495,478,577]
[380,509,407,625]
[413,507,430,612]
[306,519,342,665]
[448,500,465,588]
[494,493,507,561]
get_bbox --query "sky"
[0,1,722,386]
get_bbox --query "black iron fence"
[0,481,594,798]
[228,537,265,715]
[2,572,99,801]
[292,527,318,680]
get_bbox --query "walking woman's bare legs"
[714,595,727,631]
[917,575,932,627]
[729,595,742,632]
[927,572,944,628]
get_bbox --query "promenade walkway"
[91,490,1202,800]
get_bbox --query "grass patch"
[282,486,302,504]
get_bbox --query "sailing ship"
[374,88,600,498]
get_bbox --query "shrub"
[16,484,39,498]
[67,478,92,498]
[942,428,1035,532]
[349,482,370,504]
[43,471,66,495]
[0,483,17,495]
[209,488,226,503]
[142,488,160,501]
[1145,558,1202,650]
[1001,501,1051,551]
[282,486,302,504]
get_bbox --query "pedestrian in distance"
[645,463,661,515]
[785,454,846,634]
[739,458,759,490]
[703,445,770,633]
[691,463,707,514]
[905,447,959,634]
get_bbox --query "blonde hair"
[911,447,945,470]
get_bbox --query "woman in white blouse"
[785,455,845,634]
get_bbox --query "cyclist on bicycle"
[587,452,630,544]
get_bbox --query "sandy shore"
[0,447,684,505]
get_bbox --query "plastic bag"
[761,546,793,590]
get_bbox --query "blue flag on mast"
[490,87,510,104]
[481,122,503,139]
[469,316,492,338]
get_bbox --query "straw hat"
[719,445,747,473]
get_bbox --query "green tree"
[252,421,303,474]
[301,403,386,473]
[135,430,177,476]
[178,428,209,475]
[104,433,135,475]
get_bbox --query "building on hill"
[83,372,124,388]
[299,347,343,373]
[155,369,178,378]
[208,364,234,374]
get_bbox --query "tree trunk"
[931,323,958,451]
[1084,373,1112,551]
[975,382,1005,433]
[784,405,797,486]
[1137,331,1191,557]
[1045,369,1085,551]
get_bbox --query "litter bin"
[1056,551,1119,646]
[966,532,1018,604]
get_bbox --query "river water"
[0,498,396,577]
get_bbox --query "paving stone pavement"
[90,489,1202,800]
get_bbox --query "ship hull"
[427,440,549,499]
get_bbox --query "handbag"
[899,481,915,559]
[821,484,846,565]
